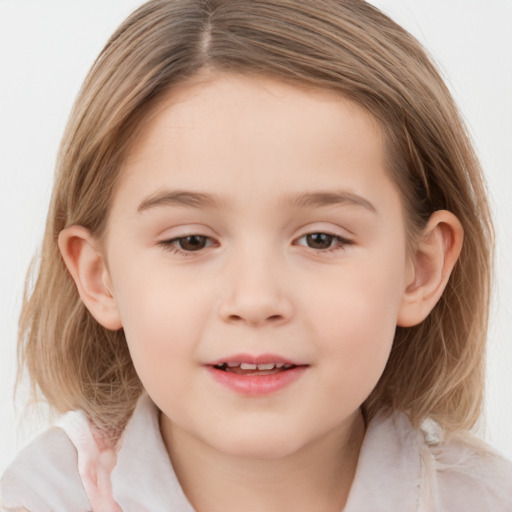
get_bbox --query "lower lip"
[206,366,307,395]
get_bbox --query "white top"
[1,393,511,512]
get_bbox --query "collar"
[111,393,195,512]
[344,410,423,511]
[110,393,423,512]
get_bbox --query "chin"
[206,427,306,460]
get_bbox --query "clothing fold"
[2,393,511,512]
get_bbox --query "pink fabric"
[57,413,122,512]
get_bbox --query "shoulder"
[0,426,91,512]
[353,411,512,511]
[418,418,512,511]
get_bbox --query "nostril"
[219,296,293,325]
[227,313,283,325]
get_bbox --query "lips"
[213,361,296,375]
[207,354,302,367]
[205,354,308,395]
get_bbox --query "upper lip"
[206,353,306,366]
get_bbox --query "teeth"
[257,363,276,370]
[219,362,294,370]
[240,363,258,370]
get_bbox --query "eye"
[295,232,352,252]
[158,235,215,255]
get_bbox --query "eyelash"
[157,232,353,257]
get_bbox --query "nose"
[218,249,294,327]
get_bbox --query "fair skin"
[59,73,463,512]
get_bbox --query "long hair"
[18,0,493,434]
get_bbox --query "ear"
[397,210,463,327]
[58,225,123,330]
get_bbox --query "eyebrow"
[137,189,377,214]
[287,190,377,213]
[137,191,223,212]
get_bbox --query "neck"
[160,411,366,512]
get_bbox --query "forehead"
[114,73,399,218]
[128,72,384,159]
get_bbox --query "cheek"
[309,252,406,391]
[111,263,209,379]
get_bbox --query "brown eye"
[294,232,353,253]
[177,235,209,251]
[305,233,335,249]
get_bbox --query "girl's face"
[103,73,413,459]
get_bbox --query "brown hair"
[18,0,493,434]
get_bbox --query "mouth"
[206,355,308,395]
[212,361,298,376]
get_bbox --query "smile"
[213,362,296,375]
[206,355,308,395]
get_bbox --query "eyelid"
[155,224,354,257]
[294,221,354,241]
[157,233,218,257]
[293,231,353,252]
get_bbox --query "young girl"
[1,0,511,510]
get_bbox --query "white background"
[1,0,511,475]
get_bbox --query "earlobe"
[58,225,123,330]
[397,210,463,327]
